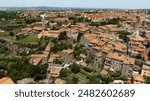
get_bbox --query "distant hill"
[0,6,96,11]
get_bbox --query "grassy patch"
[0,32,15,43]
[80,69,93,79]
[77,72,88,84]
[0,32,9,37]
[18,35,39,44]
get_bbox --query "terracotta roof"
[31,54,48,58]
[61,49,73,54]
[105,25,124,32]
[129,41,141,45]
[48,54,61,62]
[132,35,145,41]
[32,57,42,65]
[107,52,125,61]
[80,54,86,58]
[133,74,145,82]
[45,44,51,52]
[90,39,99,44]
[98,33,110,39]
[38,30,62,38]
[131,46,145,52]
[79,26,89,32]
[0,77,14,84]
[48,67,61,74]
[54,78,66,84]
[93,47,101,51]
[144,53,149,61]
[84,34,97,42]
[101,46,112,53]
[50,54,61,58]
[123,57,135,65]
[96,41,106,46]
[30,54,48,65]
[33,27,43,31]
[54,18,67,22]
[114,42,127,53]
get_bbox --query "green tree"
[58,31,67,40]
[9,31,15,36]
[59,68,71,78]
[66,74,78,84]
[86,57,93,64]
[0,71,6,78]
[118,31,131,42]
[88,75,100,84]
[109,71,122,80]
[34,74,43,81]
[84,66,94,73]
[144,77,150,84]
[70,63,80,74]
[51,41,72,53]
[107,18,119,25]
[54,59,64,64]
[77,33,83,43]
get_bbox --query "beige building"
[29,54,48,65]
[47,66,61,77]
[141,65,150,77]
[132,74,145,84]
[38,30,63,38]
[61,49,74,63]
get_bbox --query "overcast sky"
[0,0,149,9]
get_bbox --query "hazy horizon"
[0,0,149,9]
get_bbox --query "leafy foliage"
[0,57,48,82]
[0,11,20,20]
[58,31,67,40]
[70,63,80,74]
[51,42,72,53]
[117,31,131,42]
[84,66,94,73]
[73,44,87,60]
[66,74,78,84]
[90,18,120,26]
[144,77,150,84]
[59,68,71,78]
[53,59,64,64]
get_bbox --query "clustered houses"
[81,11,118,22]
[25,10,150,84]
[80,10,150,84]
[29,44,74,79]
[82,31,150,84]
[22,10,40,18]
[29,44,51,66]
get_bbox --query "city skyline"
[0,0,149,9]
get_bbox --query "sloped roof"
[0,77,14,84]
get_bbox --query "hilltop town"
[0,9,150,84]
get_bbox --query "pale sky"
[0,0,149,9]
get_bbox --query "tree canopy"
[70,63,80,74]
[58,31,67,40]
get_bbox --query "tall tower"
[40,14,46,31]
[135,16,140,36]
